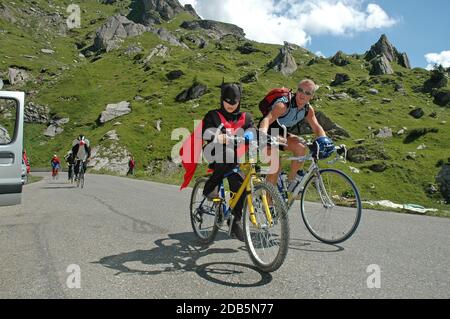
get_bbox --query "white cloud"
[178,0,397,46]
[425,51,450,70]
[315,51,326,57]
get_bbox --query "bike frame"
[278,153,336,210]
[201,162,273,230]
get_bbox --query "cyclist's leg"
[285,134,307,181]
[202,146,236,199]
[261,126,284,186]
[74,160,80,178]
[203,162,232,199]
[227,170,245,221]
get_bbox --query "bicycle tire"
[190,177,220,244]
[301,168,362,244]
[243,180,289,272]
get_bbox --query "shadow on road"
[93,232,273,287]
[289,238,344,253]
[41,186,76,189]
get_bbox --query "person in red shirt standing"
[127,155,135,176]
[23,149,30,174]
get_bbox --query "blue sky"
[179,0,450,68]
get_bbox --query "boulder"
[269,42,297,76]
[143,44,170,64]
[409,108,424,119]
[103,130,120,141]
[99,101,131,124]
[368,162,388,172]
[8,67,30,85]
[24,102,50,124]
[436,164,450,201]
[43,117,69,137]
[44,125,64,137]
[330,51,350,66]
[181,34,208,49]
[375,127,393,138]
[41,49,55,54]
[89,143,130,175]
[166,70,184,80]
[237,42,261,54]
[368,88,379,95]
[331,73,350,86]
[432,90,450,107]
[347,145,390,163]
[125,45,143,56]
[155,119,162,131]
[153,28,188,48]
[133,0,186,25]
[0,125,11,144]
[240,71,258,83]
[93,15,151,52]
[176,84,207,102]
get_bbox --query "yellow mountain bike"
[190,136,289,272]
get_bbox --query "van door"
[0,91,24,206]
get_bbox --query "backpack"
[258,87,292,117]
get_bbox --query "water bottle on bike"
[287,169,305,197]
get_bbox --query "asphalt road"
[0,173,449,299]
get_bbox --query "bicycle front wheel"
[190,177,220,244]
[243,180,289,272]
[301,168,362,244]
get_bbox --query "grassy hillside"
[1,0,449,216]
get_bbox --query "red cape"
[179,112,248,190]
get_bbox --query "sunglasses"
[297,87,314,96]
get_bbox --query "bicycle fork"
[247,178,273,229]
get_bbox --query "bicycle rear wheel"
[80,172,84,188]
[301,168,362,244]
[190,177,220,244]
[243,180,289,272]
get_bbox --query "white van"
[0,91,25,206]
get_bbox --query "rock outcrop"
[369,54,394,75]
[269,42,297,76]
[436,164,450,202]
[89,143,130,175]
[93,15,151,52]
[0,125,11,144]
[99,101,131,124]
[330,51,350,66]
[365,34,411,69]
[25,102,50,124]
[176,83,207,102]
[180,20,245,39]
[44,117,69,137]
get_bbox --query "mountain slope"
[1,0,449,214]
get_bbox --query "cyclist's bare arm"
[305,105,326,137]
[259,103,287,134]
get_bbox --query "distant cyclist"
[64,150,75,181]
[72,134,91,180]
[50,154,61,178]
